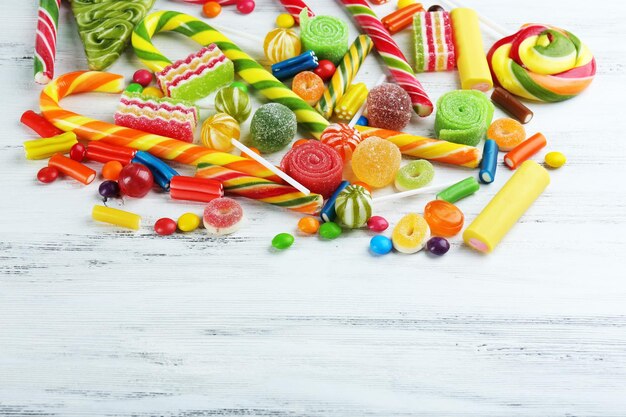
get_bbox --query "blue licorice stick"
[320,180,349,222]
[355,116,368,126]
[271,50,319,80]
[479,139,498,184]
[132,151,179,191]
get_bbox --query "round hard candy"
[351,136,402,188]
[263,28,301,65]
[334,184,373,229]
[200,113,240,152]
[215,86,251,123]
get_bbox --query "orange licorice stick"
[504,132,547,170]
[48,153,96,184]
[382,3,424,34]
[40,71,280,182]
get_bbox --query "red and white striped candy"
[339,0,433,117]
[34,0,61,85]
[278,0,314,24]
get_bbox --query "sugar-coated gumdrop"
[351,136,402,188]
[366,83,412,131]
[203,197,244,235]
[272,233,294,250]
[281,141,344,198]
[291,71,324,106]
[201,113,240,152]
[392,213,431,254]
[215,86,251,123]
[250,103,297,153]
[320,123,362,162]
[370,235,393,255]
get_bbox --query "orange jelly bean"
[423,200,464,237]
[102,160,124,181]
[297,216,320,234]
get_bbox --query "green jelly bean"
[319,222,342,240]
[272,233,295,250]
[125,82,143,93]
[230,81,248,93]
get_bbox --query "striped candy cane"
[278,0,315,24]
[34,0,61,84]
[339,0,433,117]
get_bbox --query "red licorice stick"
[170,176,224,203]
[85,141,136,165]
[382,3,424,34]
[20,110,63,138]
[48,153,96,185]
[504,133,547,170]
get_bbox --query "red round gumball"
[117,163,154,198]
[132,69,153,87]
[37,166,59,183]
[69,143,86,162]
[154,218,177,236]
[314,60,336,82]
[237,0,255,14]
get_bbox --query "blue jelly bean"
[370,235,392,255]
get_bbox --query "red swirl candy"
[280,141,343,198]
[320,123,362,162]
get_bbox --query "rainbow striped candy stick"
[132,11,329,138]
[339,0,433,117]
[278,0,314,24]
[355,126,481,168]
[34,0,61,84]
[316,35,373,119]
[40,71,280,182]
[196,163,323,214]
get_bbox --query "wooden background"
[2,0,625,415]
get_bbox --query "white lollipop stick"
[348,74,387,128]
[230,139,311,195]
[439,0,510,38]
[373,181,460,204]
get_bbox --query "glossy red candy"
[154,218,177,236]
[118,163,154,198]
[237,0,255,14]
[69,143,86,162]
[37,166,59,183]
[132,69,153,87]
[314,60,337,82]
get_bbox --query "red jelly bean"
[37,166,59,183]
[154,217,177,236]
[69,143,86,162]
[237,0,255,14]
[132,69,153,87]
[314,60,337,82]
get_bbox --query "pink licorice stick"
[278,0,314,24]
[34,0,61,84]
[339,0,433,117]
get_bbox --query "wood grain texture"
[1,1,626,416]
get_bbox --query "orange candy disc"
[291,71,325,106]
[487,118,526,152]
[423,200,464,237]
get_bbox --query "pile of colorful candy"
[22,0,594,256]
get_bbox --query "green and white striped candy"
[335,184,372,229]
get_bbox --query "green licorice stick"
[435,90,494,146]
[436,177,480,203]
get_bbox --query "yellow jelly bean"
[276,13,295,28]
[397,0,417,8]
[177,212,201,232]
[142,86,164,98]
[544,151,566,168]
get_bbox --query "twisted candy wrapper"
[39,71,280,181]
[488,24,596,102]
[132,11,329,138]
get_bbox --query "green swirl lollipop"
[70,0,155,70]
[299,9,349,65]
[435,90,494,146]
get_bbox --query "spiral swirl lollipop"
[299,9,349,65]
[487,24,596,102]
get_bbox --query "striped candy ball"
[335,184,372,229]
[201,113,240,151]
[320,123,362,162]
[215,86,252,123]
[263,28,301,65]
